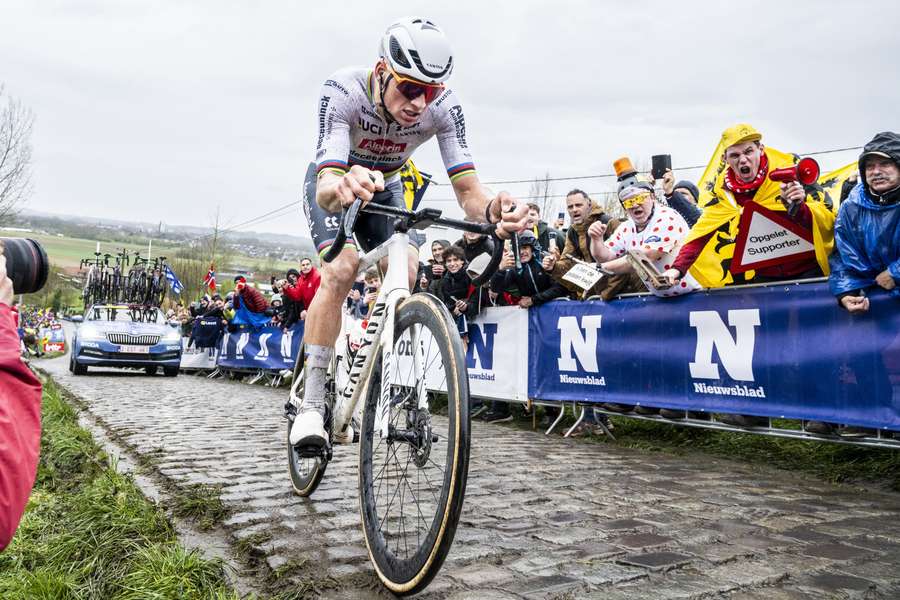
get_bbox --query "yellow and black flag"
[399,160,431,211]
[687,139,852,288]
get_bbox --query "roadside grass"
[606,416,900,491]
[172,484,231,531]
[506,406,900,492]
[0,378,241,600]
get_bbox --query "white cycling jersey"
[315,67,475,183]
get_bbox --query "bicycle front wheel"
[358,293,470,596]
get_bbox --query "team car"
[69,304,182,376]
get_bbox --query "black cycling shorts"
[302,162,424,258]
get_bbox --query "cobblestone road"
[42,351,900,599]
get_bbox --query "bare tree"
[0,85,35,219]
[527,172,553,216]
[170,207,235,301]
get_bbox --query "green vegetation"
[2,228,302,274]
[0,379,241,599]
[22,265,84,311]
[605,416,900,491]
[1,229,183,270]
[172,484,230,531]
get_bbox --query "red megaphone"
[769,156,820,185]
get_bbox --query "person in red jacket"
[0,252,43,551]
[232,275,269,313]
[282,258,321,321]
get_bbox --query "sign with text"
[731,201,816,273]
[390,307,529,401]
[562,262,604,291]
[528,283,900,431]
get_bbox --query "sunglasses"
[620,193,652,210]
[386,65,444,104]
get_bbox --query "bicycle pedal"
[294,442,328,459]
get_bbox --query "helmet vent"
[389,35,411,68]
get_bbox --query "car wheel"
[73,361,88,375]
[163,366,179,377]
[145,366,158,375]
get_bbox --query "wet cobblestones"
[42,353,900,599]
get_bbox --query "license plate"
[120,345,150,354]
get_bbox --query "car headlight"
[163,328,182,342]
[78,325,104,340]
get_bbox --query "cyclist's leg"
[302,247,360,404]
[292,165,360,446]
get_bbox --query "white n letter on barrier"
[688,309,760,381]
[557,315,602,372]
[235,333,250,358]
[281,330,293,360]
[255,333,272,360]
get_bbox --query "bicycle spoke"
[360,295,469,592]
[377,441,407,532]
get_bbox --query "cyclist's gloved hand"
[488,191,530,240]
[338,165,385,208]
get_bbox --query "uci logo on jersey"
[358,117,383,135]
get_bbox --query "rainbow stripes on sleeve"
[316,159,349,177]
[447,162,476,183]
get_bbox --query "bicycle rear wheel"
[358,293,470,596]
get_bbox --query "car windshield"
[86,307,164,324]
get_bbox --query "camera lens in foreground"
[1,237,49,294]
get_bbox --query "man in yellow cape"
[663,124,839,288]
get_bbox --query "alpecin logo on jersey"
[359,138,408,155]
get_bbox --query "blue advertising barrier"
[217,323,304,371]
[528,282,900,431]
[39,325,67,353]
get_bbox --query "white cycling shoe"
[290,411,327,448]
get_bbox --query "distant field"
[1,230,300,274]
[0,231,179,270]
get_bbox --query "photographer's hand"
[0,255,13,306]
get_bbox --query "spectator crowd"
[3,125,897,557]
[171,126,900,438]
[176,257,323,351]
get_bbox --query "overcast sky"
[3,0,899,238]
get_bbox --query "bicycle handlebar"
[320,197,507,288]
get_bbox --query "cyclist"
[292,16,528,448]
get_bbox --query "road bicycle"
[81,249,171,310]
[80,252,111,308]
[284,196,504,595]
[125,255,169,307]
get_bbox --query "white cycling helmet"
[379,17,453,85]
